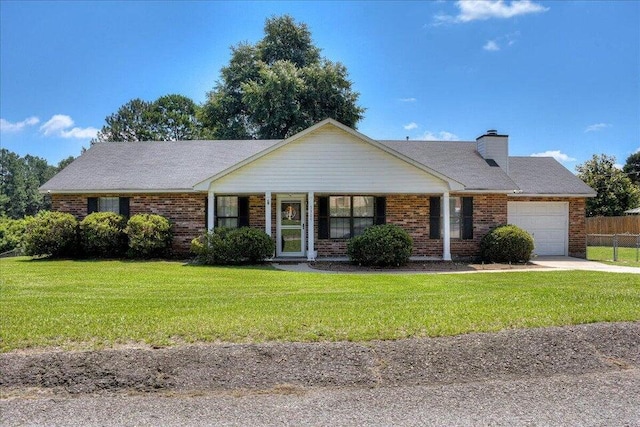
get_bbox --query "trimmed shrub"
[125,214,172,258]
[480,224,534,263]
[191,227,274,265]
[79,212,128,257]
[0,216,33,254]
[347,224,413,267]
[22,211,78,258]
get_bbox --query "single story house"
[40,119,595,260]
[624,207,640,215]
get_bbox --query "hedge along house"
[40,119,595,260]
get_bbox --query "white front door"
[277,195,306,257]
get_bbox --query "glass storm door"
[277,197,305,257]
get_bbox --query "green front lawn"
[588,246,640,267]
[1,257,639,352]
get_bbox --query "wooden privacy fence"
[586,216,640,234]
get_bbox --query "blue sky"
[1,1,638,171]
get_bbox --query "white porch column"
[265,192,272,237]
[307,192,315,261]
[207,190,215,231]
[442,191,452,261]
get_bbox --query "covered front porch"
[205,191,456,261]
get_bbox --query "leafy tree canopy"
[623,151,640,185]
[200,15,365,140]
[576,153,640,216]
[91,94,205,143]
[0,149,72,219]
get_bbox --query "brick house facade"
[43,119,595,260]
[53,192,588,259]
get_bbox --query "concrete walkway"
[274,257,640,274]
[531,256,640,274]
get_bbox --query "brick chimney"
[476,130,509,174]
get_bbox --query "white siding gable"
[210,127,449,193]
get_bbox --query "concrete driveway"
[532,256,640,274]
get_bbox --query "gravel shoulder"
[1,322,638,397]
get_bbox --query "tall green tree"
[623,151,640,185]
[57,156,76,171]
[148,94,206,141]
[91,95,204,143]
[91,98,154,143]
[576,154,640,216]
[201,15,365,140]
[0,149,58,218]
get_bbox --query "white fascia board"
[508,193,596,198]
[193,118,465,191]
[40,188,199,195]
[454,189,519,194]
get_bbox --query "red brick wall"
[52,193,587,259]
[51,194,88,219]
[130,194,206,253]
[52,193,206,254]
[314,194,508,259]
[510,197,587,258]
[449,193,508,258]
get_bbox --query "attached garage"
[507,201,569,256]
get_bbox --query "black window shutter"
[318,196,329,239]
[119,197,130,218]
[429,197,441,239]
[374,197,386,225]
[204,196,209,229]
[238,196,249,227]
[462,197,473,240]
[87,197,98,214]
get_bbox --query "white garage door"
[507,202,568,256]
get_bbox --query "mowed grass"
[1,257,639,352]
[588,246,640,267]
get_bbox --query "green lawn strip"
[587,246,640,267]
[1,257,639,352]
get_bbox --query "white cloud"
[404,122,419,130]
[636,147,640,153]
[39,114,98,139]
[40,114,74,136]
[0,116,40,132]
[585,123,611,132]
[399,97,417,102]
[614,163,624,170]
[60,127,99,139]
[433,0,548,25]
[418,130,460,141]
[483,40,500,51]
[457,0,549,22]
[531,150,576,163]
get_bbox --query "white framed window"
[216,196,239,228]
[442,197,462,239]
[329,196,374,238]
[98,197,120,214]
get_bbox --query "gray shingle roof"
[380,140,518,191]
[508,157,596,196]
[40,135,594,196]
[40,140,280,192]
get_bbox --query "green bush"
[347,224,413,267]
[0,216,33,254]
[125,214,173,258]
[191,227,275,265]
[480,224,534,263]
[79,212,127,257]
[22,211,78,258]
